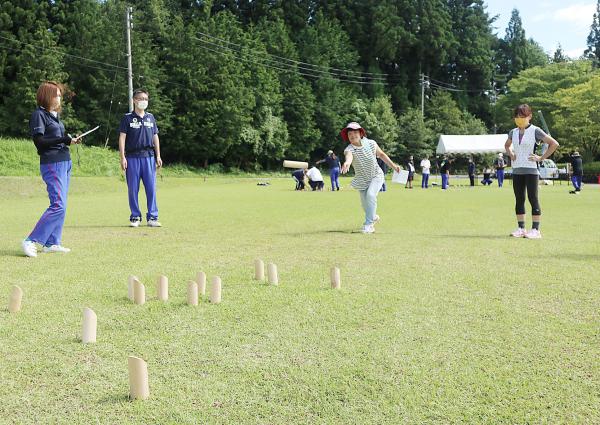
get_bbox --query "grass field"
[0,175,599,424]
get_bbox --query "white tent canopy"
[436,134,508,155]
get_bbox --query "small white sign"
[392,170,409,184]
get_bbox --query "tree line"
[1,0,600,169]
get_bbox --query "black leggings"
[513,174,541,215]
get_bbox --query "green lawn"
[0,175,599,424]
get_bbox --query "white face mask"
[56,96,61,105]
[136,100,148,110]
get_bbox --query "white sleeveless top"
[344,138,384,190]
[511,125,540,170]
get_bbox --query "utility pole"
[126,6,134,111]
[420,73,429,117]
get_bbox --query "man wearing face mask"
[118,89,163,227]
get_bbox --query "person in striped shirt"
[340,122,400,234]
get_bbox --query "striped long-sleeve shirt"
[344,138,384,190]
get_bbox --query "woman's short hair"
[36,81,65,111]
[513,104,532,118]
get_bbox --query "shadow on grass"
[550,253,600,261]
[0,249,26,257]
[438,234,507,240]
[64,225,132,229]
[281,229,358,236]
[98,393,131,405]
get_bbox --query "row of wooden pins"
[254,260,341,289]
[127,274,222,306]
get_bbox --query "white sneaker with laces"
[147,219,162,227]
[129,217,141,228]
[22,239,37,257]
[525,229,542,239]
[43,245,71,253]
[361,224,375,234]
[510,228,527,238]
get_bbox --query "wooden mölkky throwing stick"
[196,271,207,296]
[128,356,150,400]
[254,259,265,281]
[127,275,138,301]
[330,267,341,290]
[157,275,169,301]
[187,281,198,306]
[133,280,145,305]
[8,285,23,313]
[267,263,279,286]
[283,160,308,169]
[210,276,222,304]
[82,307,97,343]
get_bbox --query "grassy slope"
[0,175,598,424]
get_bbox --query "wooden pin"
[157,275,168,301]
[254,259,265,281]
[187,281,198,306]
[127,275,138,301]
[82,307,97,343]
[133,280,145,305]
[210,276,222,304]
[267,263,278,286]
[8,285,23,313]
[128,356,150,400]
[330,267,341,290]
[196,271,207,296]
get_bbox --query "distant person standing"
[494,153,506,187]
[481,167,493,185]
[439,155,450,190]
[420,156,431,188]
[377,157,388,192]
[316,150,341,191]
[405,155,415,189]
[505,104,559,239]
[569,151,583,194]
[22,81,82,257]
[468,158,476,187]
[119,89,162,227]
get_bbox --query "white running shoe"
[510,228,527,238]
[524,229,542,239]
[147,219,162,227]
[22,239,37,257]
[129,217,141,227]
[361,224,375,234]
[43,245,71,253]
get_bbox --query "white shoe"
[373,215,380,224]
[43,245,71,253]
[510,228,527,238]
[524,229,542,239]
[147,219,162,227]
[361,224,375,234]
[22,239,37,257]
[129,217,141,227]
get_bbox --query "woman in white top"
[340,122,400,234]
[505,104,559,239]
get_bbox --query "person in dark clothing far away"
[569,151,583,194]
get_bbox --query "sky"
[485,0,597,58]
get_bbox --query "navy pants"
[497,169,505,187]
[126,156,158,221]
[330,167,340,190]
[29,160,72,246]
[421,173,429,188]
[571,175,582,191]
[441,173,448,189]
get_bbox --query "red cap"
[340,122,366,142]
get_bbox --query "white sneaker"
[524,229,542,239]
[43,245,71,253]
[147,219,162,227]
[510,228,527,238]
[129,217,141,228]
[22,239,37,257]
[361,224,375,234]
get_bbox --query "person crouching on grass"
[340,122,400,234]
[505,104,559,239]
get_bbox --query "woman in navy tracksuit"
[22,81,80,257]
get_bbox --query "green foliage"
[426,91,487,137]
[396,107,436,160]
[585,0,600,68]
